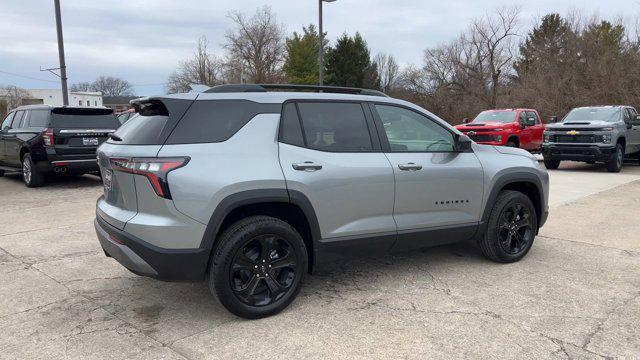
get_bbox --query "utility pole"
[318,0,336,86]
[54,0,69,105]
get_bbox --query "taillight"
[42,128,54,146]
[110,157,189,199]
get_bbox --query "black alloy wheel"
[497,203,534,255]
[479,190,538,263]
[230,234,299,306]
[210,216,307,319]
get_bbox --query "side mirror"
[549,116,558,123]
[454,134,472,152]
[462,118,469,124]
[629,115,640,126]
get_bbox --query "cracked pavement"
[1,161,639,359]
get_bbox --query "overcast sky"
[1,0,638,95]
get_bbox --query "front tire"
[22,154,45,188]
[209,216,307,319]
[479,190,538,263]
[506,140,518,147]
[543,159,560,170]
[606,143,624,173]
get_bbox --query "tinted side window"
[166,100,280,144]
[527,111,540,124]
[374,104,454,152]
[518,111,527,124]
[1,113,14,130]
[297,102,372,152]
[11,111,25,128]
[279,103,304,147]
[28,110,50,127]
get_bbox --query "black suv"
[0,105,119,187]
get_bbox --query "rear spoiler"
[129,95,197,145]
[52,107,113,115]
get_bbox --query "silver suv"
[94,84,549,318]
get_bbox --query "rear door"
[51,108,119,160]
[370,103,484,252]
[278,101,396,250]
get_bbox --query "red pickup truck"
[455,109,545,151]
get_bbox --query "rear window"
[110,114,169,145]
[28,110,51,127]
[165,100,280,144]
[51,114,119,128]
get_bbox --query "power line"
[0,69,59,83]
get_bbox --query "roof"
[103,96,138,105]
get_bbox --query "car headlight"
[601,134,612,144]
[543,133,551,143]
[494,135,502,142]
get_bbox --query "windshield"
[563,107,621,122]
[472,111,517,123]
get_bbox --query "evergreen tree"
[283,25,326,84]
[325,33,378,89]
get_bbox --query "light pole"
[54,0,69,105]
[318,0,335,86]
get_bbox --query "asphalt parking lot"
[1,161,639,359]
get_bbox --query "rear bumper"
[542,144,616,162]
[94,215,209,281]
[37,152,100,173]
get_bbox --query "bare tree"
[70,82,92,92]
[166,36,226,93]
[91,76,134,96]
[224,6,285,83]
[0,85,31,116]
[374,53,400,93]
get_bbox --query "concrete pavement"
[0,162,639,359]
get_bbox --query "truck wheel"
[506,140,518,147]
[543,159,560,170]
[606,144,624,173]
[22,154,45,188]
[209,216,307,319]
[479,190,538,263]
[0,169,4,177]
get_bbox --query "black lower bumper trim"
[542,145,615,162]
[95,215,209,282]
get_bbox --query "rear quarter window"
[27,110,51,127]
[165,100,280,144]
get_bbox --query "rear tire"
[209,216,307,319]
[22,154,45,188]
[479,190,538,263]
[0,169,4,177]
[606,143,624,173]
[543,159,560,170]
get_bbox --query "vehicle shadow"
[1,171,102,189]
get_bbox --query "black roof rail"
[203,83,388,97]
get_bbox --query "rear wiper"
[108,133,123,141]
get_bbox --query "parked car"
[94,84,549,319]
[116,109,137,125]
[455,109,545,151]
[542,105,640,172]
[0,105,119,187]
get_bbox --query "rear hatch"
[51,107,119,158]
[96,96,195,229]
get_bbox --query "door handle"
[292,161,322,171]
[398,162,422,171]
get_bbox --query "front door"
[278,101,396,251]
[370,103,484,251]
[518,111,533,149]
[624,108,640,154]
[5,110,26,166]
[0,112,15,164]
[526,111,545,150]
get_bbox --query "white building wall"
[26,89,103,107]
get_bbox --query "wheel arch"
[481,172,544,231]
[200,189,320,274]
[507,135,520,147]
